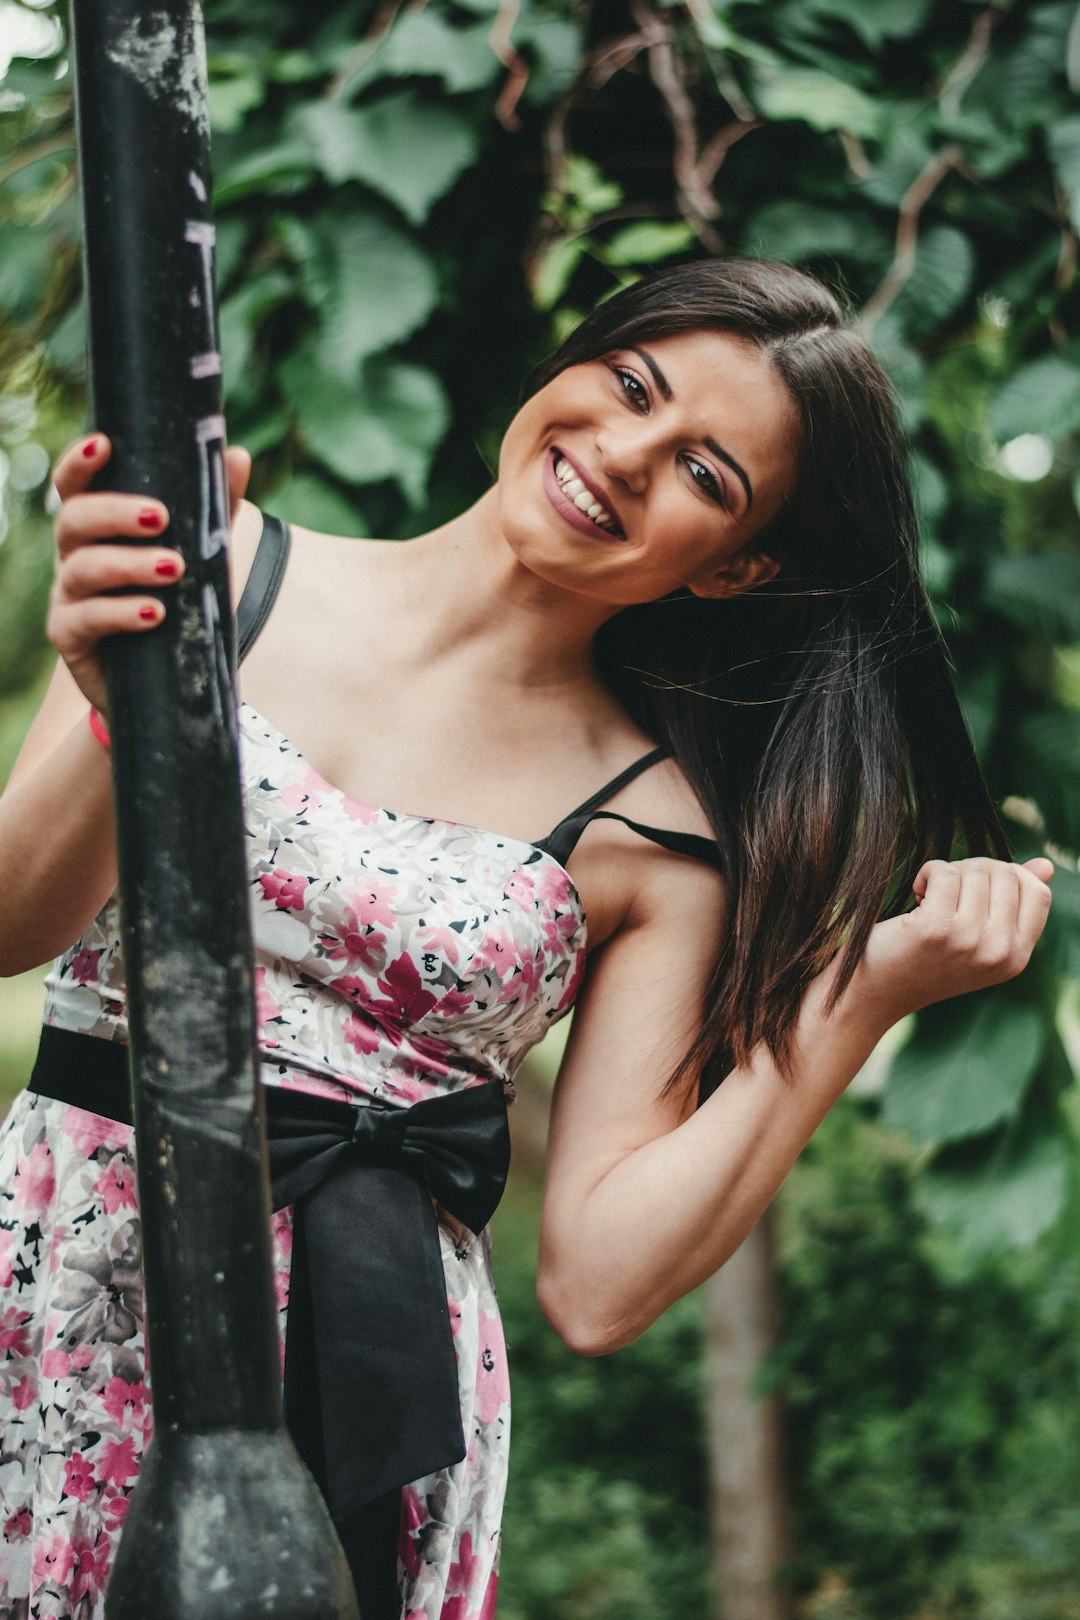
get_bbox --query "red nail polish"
[138,509,161,530]
[155,558,179,578]
[139,605,159,621]
[82,440,98,458]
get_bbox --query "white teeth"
[564,478,585,498]
[553,454,617,531]
[574,490,594,512]
[587,503,602,519]
[556,459,572,480]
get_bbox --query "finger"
[912,859,961,919]
[58,542,185,601]
[953,859,993,931]
[48,594,165,663]
[1017,867,1053,951]
[985,862,1023,945]
[226,445,251,522]
[52,434,112,503]
[55,494,170,557]
[1023,856,1055,886]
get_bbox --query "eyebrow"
[629,344,754,513]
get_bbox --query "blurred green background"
[2,0,1080,1613]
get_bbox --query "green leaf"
[532,237,587,311]
[277,210,438,380]
[742,200,870,264]
[283,352,449,505]
[1048,115,1080,230]
[805,0,933,48]
[881,993,1045,1145]
[982,553,1080,644]
[214,140,315,204]
[912,1101,1071,1251]
[219,269,294,385]
[267,472,369,538]
[292,94,479,225]
[602,221,696,267]
[989,355,1080,442]
[751,65,884,138]
[891,225,975,340]
[207,71,265,133]
[343,12,499,96]
[1011,706,1080,851]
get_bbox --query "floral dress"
[0,700,588,1620]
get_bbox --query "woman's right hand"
[46,433,250,716]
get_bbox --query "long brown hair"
[531,259,1011,1099]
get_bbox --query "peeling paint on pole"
[69,0,359,1613]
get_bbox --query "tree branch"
[857,145,966,334]
[489,0,530,131]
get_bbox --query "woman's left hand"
[854,856,1054,1024]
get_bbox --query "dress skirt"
[0,1088,508,1620]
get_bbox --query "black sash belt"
[29,1025,510,1522]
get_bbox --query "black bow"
[265,1081,511,1518]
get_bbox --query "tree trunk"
[705,1208,792,1620]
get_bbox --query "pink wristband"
[87,706,112,750]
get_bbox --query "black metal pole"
[69,2,358,1614]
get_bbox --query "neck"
[391,486,621,692]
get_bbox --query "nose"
[595,421,660,497]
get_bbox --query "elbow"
[536,1265,637,1359]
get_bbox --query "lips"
[546,448,625,540]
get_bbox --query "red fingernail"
[83,440,98,458]
[155,558,179,578]
[138,508,161,530]
[139,605,159,621]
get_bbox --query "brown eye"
[613,367,649,412]
[683,455,726,509]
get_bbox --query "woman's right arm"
[0,433,254,975]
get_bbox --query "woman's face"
[496,328,799,606]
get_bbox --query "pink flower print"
[497,952,544,1006]
[102,1489,131,1533]
[0,1307,32,1359]
[417,924,461,966]
[475,1311,510,1424]
[71,1533,110,1603]
[271,1207,293,1259]
[398,1487,426,1582]
[478,1569,498,1620]
[505,867,536,910]
[103,1375,147,1433]
[348,876,397,932]
[100,1434,138,1486]
[3,1507,30,1541]
[534,860,573,907]
[0,1225,16,1289]
[343,1011,381,1059]
[69,946,103,985]
[94,1153,138,1216]
[469,929,520,980]
[71,1343,95,1372]
[432,988,473,1018]
[556,952,585,1014]
[278,769,323,818]
[41,1348,71,1379]
[64,1107,131,1158]
[11,1374,35,1411]
[542,908,582,955]
[33,1530,75,1588]
[368,954,438,1037]
[443,1532,484,1613]
[13,1141,55,1220]
[63,1451,97,1503]
[323,910,387,972]
[258,868,310,911]
[254,965,282,1029]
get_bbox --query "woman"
[0,258,1053,1618]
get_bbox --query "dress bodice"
[42,702,587,1108]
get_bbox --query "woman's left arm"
[537,853,1053,1357]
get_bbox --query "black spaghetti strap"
[236,513,292,665]
[534,748,724,872]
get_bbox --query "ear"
[689,547,781,601]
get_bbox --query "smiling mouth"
[550,450,624,537]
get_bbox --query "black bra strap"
[236,513,292,665]
[583,810,724,871]
[534,748,723,872]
